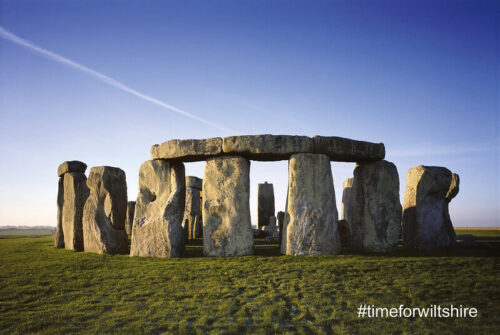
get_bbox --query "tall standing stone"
[184,176,202,240]
[130,160,185,257]
[341,178,354,220]
[285,153,341,255]
[343,160,402,253]
[125,201,136,236]
[402,165,459,250]
[55,161,89,251]
[83,166,128,254]
[203,156,253,256]
[257,182,275,228]
[55,177,65,248]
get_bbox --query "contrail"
[0,26,235,133]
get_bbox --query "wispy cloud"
[389,144,498,158]
[0,26,235,134]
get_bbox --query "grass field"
[0,230,499,334]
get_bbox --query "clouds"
[0,26,235,134]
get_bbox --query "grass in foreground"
[0,230,499,334]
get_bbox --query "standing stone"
[203,156,253,256]
[62,172,90,251]
[130,160,185,257]
[184,176,202,240]
[341,178,354,220]
[285,153,341,255]
[402,165,459,250]
[277,211,285,248]
[83,166,128,254]
[55,177,65,248]
[344,160,402,253]
[337,220,351,249]
[125,201,136,236]
[257,182,275,228]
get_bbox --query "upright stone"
[344,160,402,253]
[130,160,185,257]
[257,182,275,228]
[125,201,136,236]
[285,153,341,255]
[83,166,128,254]
[277,211,285,248]
[203,156,253,256]
[54,177,65,248]
[341,178,354,220]
[184,176,202,240]
[402,165,459,250]
[62,172,90,251]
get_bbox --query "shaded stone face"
[257,182,275,228]
[131,160,185,257]
[402,165,459,250]
[184,185,201,240]
[343,160,402,253]
[54,177,65,248]
[222,135,314,161]
[151,138,223,162]
[313,136,385,162]
[285,153,341,255]
[62,172,90,251]
[83,166,128,254]
[125,201,136,236]
[57,160,87,177]
[203,156,253,256]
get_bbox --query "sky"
[0,0,498,228]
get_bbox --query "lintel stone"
[313,136,385,162]
[151,138,223,162]
[58,160,87,177]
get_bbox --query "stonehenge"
[55,161,89,251]
[342,160,402,253]
[257,182,275,228]
[184,176,203,239]
[202,156,253,256]
[130,160,185,257]
[125,201,136,236]
[83,166,128,254]
[56,135,461,257]
[285,153,341,255]
[402,165,460,250]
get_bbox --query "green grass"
[0,230,499,334]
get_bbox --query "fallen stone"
[125,201,136,236]
[402,165,459,250]
[313,136,385,162]
[151,138,223,162]
[54,177,65,248]
[222,135,314,161]
[344,160,402,253]
[57,160,87,177]
[285,153,341,255]
[257,182,275,228]
[130,160,185,257]
[203,156,253,256]
[83,166,128,254]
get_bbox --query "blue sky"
[0,0,498,227]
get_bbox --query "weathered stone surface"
[222,135,314,161]
[62,172,90,251]
[125,201,136,236]
[203,156,253,256]
[341,178,354,220]
[257,182,275,228]
[285,153,341,255]
[402,165,459,250]
[186,176,203,190]
[344,160,402,253]
[131,160,185,257]
[83,166,128,254]
[313,136,385,162]
[57,160,87,177]
[54,177,65,248]
[151,138,223,162]
[184,179,202,240]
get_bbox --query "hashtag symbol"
[358,304,367,318]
